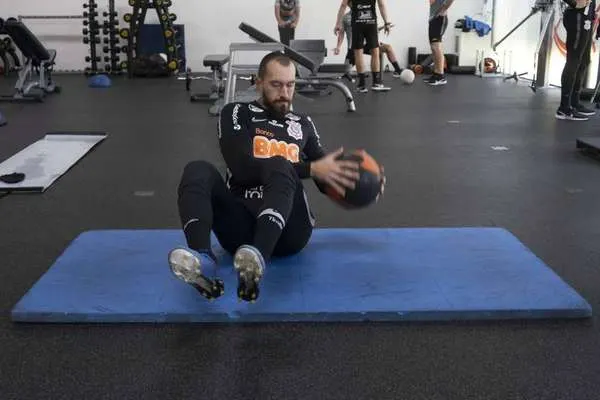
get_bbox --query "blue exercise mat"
[11,228,592,323]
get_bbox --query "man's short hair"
[258,51,294,79]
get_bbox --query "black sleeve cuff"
[294,162,311,179]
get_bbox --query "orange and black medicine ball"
[323,149,383,209]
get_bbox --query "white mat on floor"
[0,132,107,193]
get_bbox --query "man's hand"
[576,0,591,8]
[334,46,341,55]
[383,22,393,36]
[334,24,342,35]
[311,147,360,196]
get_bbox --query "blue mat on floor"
[11,228,592,323]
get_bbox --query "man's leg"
[171,160,255,299]
[279,26,294,46]
[272,181,315,258]
[427,15,448,86]
[233,156,302,301]
[366,25,389,91]
[381,43,404,76]
[557,10,590,120]
[571,28,595,116]
[352,24,368,92]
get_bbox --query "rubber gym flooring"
[1,73,600,400]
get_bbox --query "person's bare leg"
[370,47,380,76]
[382,44,403,75]
[431,42,444,75]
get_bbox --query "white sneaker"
[168,248,224,299]
[233,245,266,302]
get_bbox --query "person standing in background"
[556,0,597,121]
[334,0,393,93]
[334,2,405,78]
[275,0,301,46]
[426,0,454,86]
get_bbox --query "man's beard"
[262,95,291,118]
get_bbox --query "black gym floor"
[1,74,600,400]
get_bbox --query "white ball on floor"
[400,69,415,85]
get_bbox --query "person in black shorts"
[426,0,454,86]
[335,0,392,92]
[275,0,301,46]
[556,0,598,120]
[168,52,385,302]
[334,2,405,78]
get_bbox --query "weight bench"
[289,39,353,96]
[238,22,356,112]
[0,19,60,103]
[187,54,229,102]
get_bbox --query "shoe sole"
[555,114,589,121]
[428,81,447,86]
[169,248,202,283]
[234,246,265,301]
[372,87,391,91]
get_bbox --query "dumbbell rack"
[83,0,101,75]
[122,0,179,78]
[0,38,21,77]
[102,0,122,74]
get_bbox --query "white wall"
[3,0,490,72]
[491,0,542,78]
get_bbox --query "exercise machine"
[238,22,356,113]
[0,37,21,76]
[0,18,60,102]
[121,0,181,77]
[185,54,229,102]
[492,0,556,90]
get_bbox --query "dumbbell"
[83,37,101,44]
[103,11,117,17]
[123,13,133,23]
[83,3,98,9]
[159,13,177,22]
[164,28,176,38]
[82,28,99,35]
[103,37,119,44]
[83,11,98,18]
[85,56,101,62]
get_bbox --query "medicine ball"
[323,149,383,209]
[400,69,415,84]
[484,57,497,73]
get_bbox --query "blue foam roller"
[11,228,592,323]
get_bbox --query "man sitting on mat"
[335,0,393,92]
[426,0,454,86]
[334,1,405,78]
[169,51,384,302]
